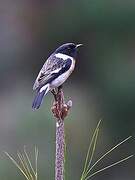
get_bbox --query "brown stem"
[55,119,65,180]
[51,88,72,180]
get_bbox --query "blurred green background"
[0,0,134,179]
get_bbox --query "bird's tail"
[32,84,50,110]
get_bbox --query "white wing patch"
[55,53,73,61]
[50,58,75,88]
[51,67,62,74]
[40,83,50,93]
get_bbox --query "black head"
[54,43,82,58]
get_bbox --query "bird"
[32,43,82,110]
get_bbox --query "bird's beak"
[76,44,83,48]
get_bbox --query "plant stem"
[55,120,65,180]
[51,88,72,180]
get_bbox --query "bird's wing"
[33,55,72,90]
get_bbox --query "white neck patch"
[55,53,73,61]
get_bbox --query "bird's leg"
[58,85,63,92]
[51,88,60,118]
[51,89,58,102]
[51,85,63,101]
[57,85,63,111]
[51,89,58,112]
[51,86,63,119]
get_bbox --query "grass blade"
[5,147,38,180]
[17,152,31,180]
[85,128,99,173]
[22,153,34,180]
[5,152,30,180]
[35,146,38,180]
[85,136,132,177]
[24,146,36,177]
[81,120,101,179]
[85,155,133,180]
